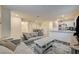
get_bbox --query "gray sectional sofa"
[22,32,44,44]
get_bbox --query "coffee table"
[34,37,53,54]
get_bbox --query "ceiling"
[4,5,79,21]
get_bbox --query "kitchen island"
[49,30,75,43]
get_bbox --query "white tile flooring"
[24,42,71,54]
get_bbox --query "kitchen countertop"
[49,30,76,44]
[50,30,75,33]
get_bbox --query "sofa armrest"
[0,40,16,51]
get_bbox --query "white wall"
[1,7,11,38]
[53,21,59,31]
[21,21,29,33]
[28,22,42,32]
[11,17,22,38]
[21,21,53,34]
[0,24,1,38]
[0,6,1,38]
[28,22,36,32]
[49,21,53,31]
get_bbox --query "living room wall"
[0,24,1,38]
[11,16,22,38]
[21,21,29,33]
[21,20,53,35]
[0,6,1,38]
[0,6,11,39]
[21,21,41,33]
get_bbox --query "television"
[74,16,79,43]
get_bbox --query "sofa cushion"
[31,32,38,37]
[23,33,31,40]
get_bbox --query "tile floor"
[24,41,71,54]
